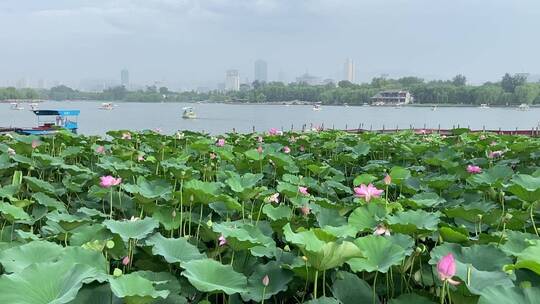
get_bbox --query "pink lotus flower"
[300,204,311,215]
[489,150,504,158]
[354,184,384,202]
[383,174,392,185]
[209,152,216,159]
[216,138,225,147]
[7,148,16,156]
[262,275,270,287]
[257,146,263,154]
[267,193,279,204]
[268,128,279,136]
[218,235,227,246]
[283,146,291,154]
[96,146,106,154]
[121,132,131,140]
[298,186,309,196]
[373,224,391,236]
[100,176,122,188]
[437,253,460,285]
[31,140,40,149]
[467,165,482,174]
[122,256,130,266]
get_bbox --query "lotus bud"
[262,275,270,287]
[383,174,392,185]
[106,240,115,249]
[206,219,213,227]
[113,268,123,277]
[302,256,308,262]
[477,214,483,220]
[122,256,130,266]
[283,245,290,252]
[172,209,177,218]
[414,270,422,282]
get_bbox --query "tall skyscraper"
[121,69,130,87]
[343,59,355,83]
[254,60,268,82]
[225,70,240,91]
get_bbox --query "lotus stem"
[322,270,326,297]
[440,280,447,304]
[372,271,378,304]
[531,201,539,237]
[179,179,184,236]
[313,270,319,299]
[109,188,113,219]
[261,286,267,304]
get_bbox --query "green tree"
[452,74,467,86]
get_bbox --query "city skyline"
[1,1,539,87]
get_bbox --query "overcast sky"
[1,0,539,89]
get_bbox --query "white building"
[225,70,240,91]
[343,58,355,83]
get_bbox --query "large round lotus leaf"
[408,192,445,208]
[0,241,63,273]
[348,203,387,232]
[103,217,159,242]
[109,273,170,302]
[69,224,113,246]
[133,176,173,200]
[512,243,540,275]
[59,247,108,274]
[439,226,469,243]
[68,283,120,304]
[0,262,103,304]
[181,259,248,295]
[0,202,31,222]
[388,293,436,304]
[283,223,334,252]
[500,231,539,256]
[430,243,514,294]
[390,166,411,185]
[149,206,181,231]
[23,176,59,196]
[304,297,341,304]
[332,271,378,304]
[467,166,513,187]
[133,271,187,304]
[213,221,275,250]
[32,192,65,210]
[478,286,540,304]
[387,210,440,233]
[225,172,263,193]
[241,261,293,302]
[347,235,408,273]
[146,233,205,264]
[303,240,362,271]
[263,204,292,221]
[353,174,377,186]
[507,174,540,202]
[182,180,221,204]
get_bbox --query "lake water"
[1,101,539,135]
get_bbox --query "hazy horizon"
[1,0,539,89]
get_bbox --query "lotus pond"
[1,129,540,304]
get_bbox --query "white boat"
[518,103,530,111]
[363,103,370,107]
[29,103,39,111]
[479,104,490,109]
[10,103,24,110]
[312,104,322,111]
[99,102,114,110]
[431,106,437,111]
[182,107,197,119]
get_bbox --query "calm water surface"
[1,101,539,135]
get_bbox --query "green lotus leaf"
[409,192,445,208]
[390,166,411,185]
[388,293,436,304]
[103,217,159,242]
[348,203,387,232]
[353,173,377,186]
[332,271,378,304]
[23,176,60,196]
[304,297,341,304]
[478,286,540,304]
[507,174,540,202]
[181,259,248,295]
[133,271,187,304]
[0,241,63,273]
[426,174,456,190]
[283,223,333,252]
[183,180,221,204]
[468,165,513,187]
[146,233,205,264]
[70,223,113,246]
[0,262,104,304]
[387,210,440,233]
[430,243,514,294]
[241,261,294,302]
[225,172,263,193]
[149,206,181,231]
[0,202,31,222]
[109,273,170,302]
[213,221,275,250]
[32,192,66,210]
[500,231,539,256]
[512,243,540,275]
[347,235,408,273]
[263,204,292,221]
[439,226,469,243]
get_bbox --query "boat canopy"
[33,110,80,116]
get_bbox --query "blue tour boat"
[17,110,80,135]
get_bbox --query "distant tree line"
[2,73,540,105]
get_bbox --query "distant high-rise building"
[121,69,130,87]
[343,59,355,83]
[225,70,240,91]
[254,60,268,82]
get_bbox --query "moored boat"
[182,107,197,119]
